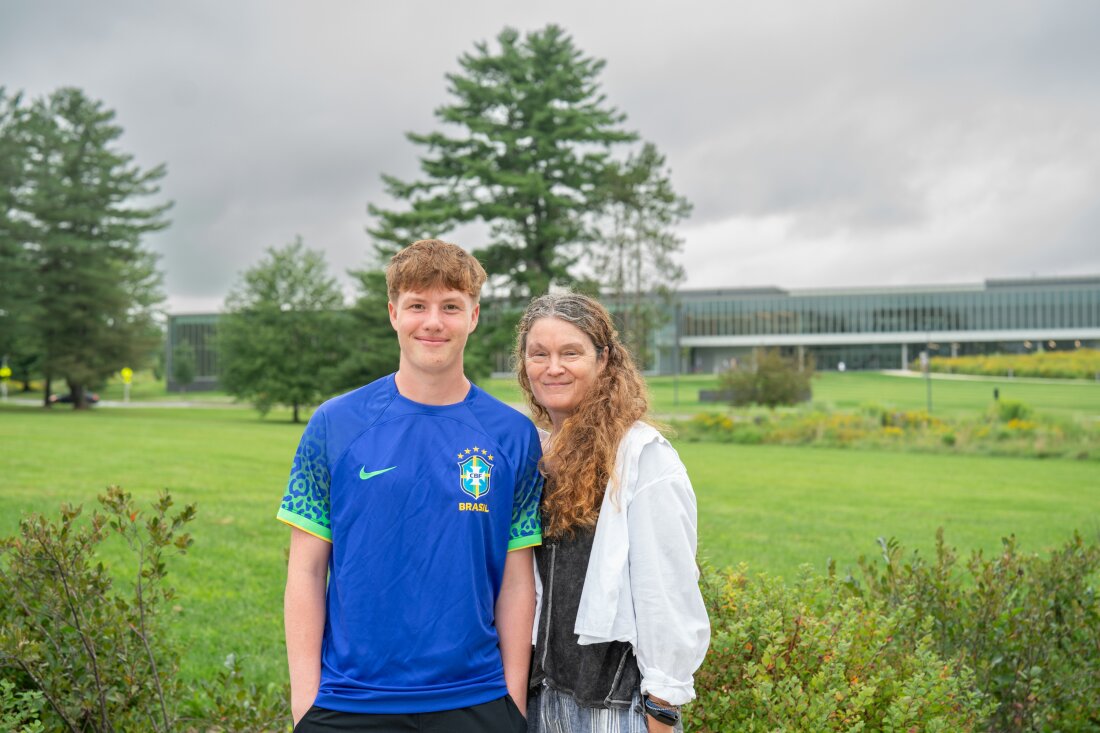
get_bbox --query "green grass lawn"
[808,370,1100,418]
[0,405,300,686]
[630,371,1100,418]
[681,441,1100,579]
[485,371,1100,419]
[2,371,1098,689]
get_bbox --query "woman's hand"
[647,719,675,733]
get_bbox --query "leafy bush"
[0,489,290,732]
[0,678,44,733]
[720,348,813,408]
[182,653,289,732]
[0,488,195,731]
[994,399,1033,422]
[687,564,991,732]
[850,531,1100,733]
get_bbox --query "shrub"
[0,488,195,731]
[720,348,813,408]
[686,564,991,731]
[994,399,1033,422]
[850,531,1100,733]
[0,489,290,732]
[0,678,44,733]
[182,653,290,732]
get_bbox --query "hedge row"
[676,402,1100,460]
[688,531,1100,732]
[923,349,1100,380]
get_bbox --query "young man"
[279,239,542,732]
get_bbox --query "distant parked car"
[49,391,100,405]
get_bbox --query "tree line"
[2,25,691,418]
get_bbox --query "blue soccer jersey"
[277,374,543,714]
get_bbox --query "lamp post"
[672,301,682,408]
[920,349,932,414]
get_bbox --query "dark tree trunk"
[43,375,52,408]
[67,380,88,410]
[293,401,300,424]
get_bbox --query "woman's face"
[524,316,607,429]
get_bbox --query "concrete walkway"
[1,397,238,409]
[879,369,1099,385]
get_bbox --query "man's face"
[388,287,480,376]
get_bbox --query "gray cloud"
[2,0,1097,309]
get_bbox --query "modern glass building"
[167,275,1100,387]
[654,276,1100,373]
[165,313,219,391]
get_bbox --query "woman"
[515,292,709,733]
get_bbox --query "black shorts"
[293,694,528,733]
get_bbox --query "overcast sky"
[4,1,1099,312]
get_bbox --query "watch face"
[654,710,679,725]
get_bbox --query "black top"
[530,524,641,708]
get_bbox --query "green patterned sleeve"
[508,434,543,551]
[277,410,332,542]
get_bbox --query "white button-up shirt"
[533,422,711,706]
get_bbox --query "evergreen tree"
[0,88,40,390]
[369,25,637,296]
[10,88,170,408]
[328,269,401,391]
[591,143,691,370]
[218,238,349,422]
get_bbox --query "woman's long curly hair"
[515,292,649,539]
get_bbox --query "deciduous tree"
[218,238,348,422]
[591,143,691,370]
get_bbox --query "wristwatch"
[643,695,680,726]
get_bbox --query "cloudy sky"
[4,1,1099,312]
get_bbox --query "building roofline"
[674,274,1100,299]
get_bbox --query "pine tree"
[0,88,40,389]
[369,25,637,296]
[13,88,170,408]
[328,268,401,391]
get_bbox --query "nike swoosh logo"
[359,466,397,480]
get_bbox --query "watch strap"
[643,695,680,725]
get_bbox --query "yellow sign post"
[120,367,133,402]
[0,365,10,402]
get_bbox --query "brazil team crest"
[456,446,494,500]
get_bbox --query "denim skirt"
[527,683,683,733]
